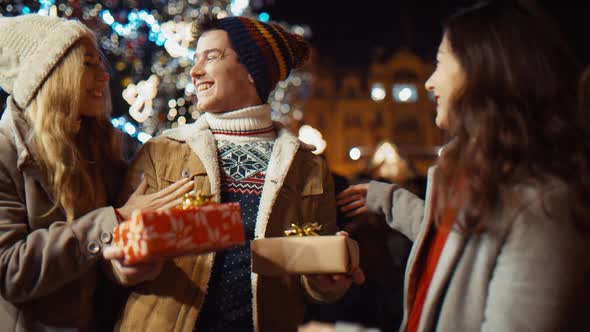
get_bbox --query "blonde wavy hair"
[26,37,124,222]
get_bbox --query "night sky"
[258,0,590,68]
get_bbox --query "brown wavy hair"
[435,0,590,233]
[26,37,124,222]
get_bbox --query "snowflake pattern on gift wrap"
[115,204,244,265]
[207,227,230,244]
[125,217,148,258]
[217,140,274,180]
[157,211,199,251]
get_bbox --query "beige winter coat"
[0,98,121,331]
[114,114,341,332]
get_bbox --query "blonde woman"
[0,15,192,331]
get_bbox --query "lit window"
[371,83,386,101]
[349,147,361,161]
[392,84,417,103]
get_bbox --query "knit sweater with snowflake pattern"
[194,105,276,332]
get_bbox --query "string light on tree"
[161,21,195,58]
[122,75,160,123]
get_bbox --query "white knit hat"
[0,15,94,109]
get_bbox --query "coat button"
[100,232,113,244]
[182,169,190,178]
[87,241,101,255]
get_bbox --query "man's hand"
[103,246,164,284]
[304,231,365,296]
[299,321,335,332]
[304,266,365,294]
[336,183,369,217]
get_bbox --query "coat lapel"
[254,126,301,239]
[417,168,467,331]
[251,125,307,332]
[2,102,66,216]
[418,230,466,331]
[162,116,222,201]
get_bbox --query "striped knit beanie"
[216,16,310,102]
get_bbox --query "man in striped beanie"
[192,13,310,106]
[189,13,311,112]
[111,13,363,332]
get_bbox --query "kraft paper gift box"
[250,235,360,275]
[113,201,244,265]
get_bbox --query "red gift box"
[113,202,244,264]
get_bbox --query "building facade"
[296,50,444,180]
